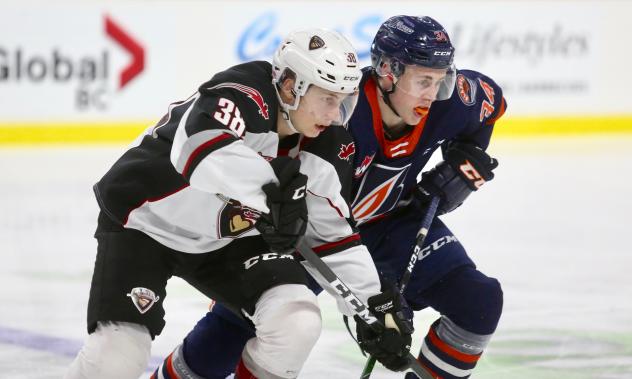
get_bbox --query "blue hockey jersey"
[348,68,507,225]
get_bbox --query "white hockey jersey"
[93,61,380,314]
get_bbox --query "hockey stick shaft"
[295,241,433,379]
[360,196,440,379]
[399,196,440,294]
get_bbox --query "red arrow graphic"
[105,15,144,89]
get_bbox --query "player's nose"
[417,92,436,107]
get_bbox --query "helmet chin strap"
[280,108,299,134]
[273,82,300,135]
[372,70,401,118]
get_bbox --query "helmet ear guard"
[274,67,300,111]
[373,55,404,80]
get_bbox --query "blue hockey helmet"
[371,15,456,100]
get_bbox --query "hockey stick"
[360,196,440,379]
[296,239,434,379]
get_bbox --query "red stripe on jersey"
[428,327,482,364]
[359,211,390,226]
[165,352,180,378]
[363,77,427,159]
[123,183,190,225]
[182,133,233,178]
[325,197,344,217]
[307,190,344,217]
[313,234,361,254]
[235,358,258,379]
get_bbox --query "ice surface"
[1,136,631,378]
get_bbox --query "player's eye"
[324,96,337,106]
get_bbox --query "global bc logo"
[0,15,144,111]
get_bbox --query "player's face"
[391,65,448,125]
[290,86,349,138]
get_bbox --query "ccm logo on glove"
[459,160,484,189]
[292,185,306,200]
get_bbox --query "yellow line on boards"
[0,123,149,145]
[493,116,632,136]
[1,116,632,144]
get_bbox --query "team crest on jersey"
[354,153,375,178]
[456,74,477,106]
[351,163,411,224]
[127,287,160,314]
[208,82,270,120]
[217,198,261,238]
[338,142,355,161]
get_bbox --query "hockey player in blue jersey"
[152,15,506,379]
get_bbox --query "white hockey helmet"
[272,28,362,126]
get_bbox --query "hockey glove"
[355,289,414,371]
[255,156,308,254]
[415,142,498,215]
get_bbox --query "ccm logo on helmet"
[434,51,451,56]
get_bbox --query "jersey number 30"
[214,98,246,137]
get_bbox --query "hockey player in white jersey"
[64,28,413,379]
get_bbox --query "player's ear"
[375,57,396,92]
[278,77,296,104]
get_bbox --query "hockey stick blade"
[295,241,434,379]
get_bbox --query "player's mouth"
[315,124,328,132]
[414,106,429,116]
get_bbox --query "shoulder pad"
[199,61,278,133]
